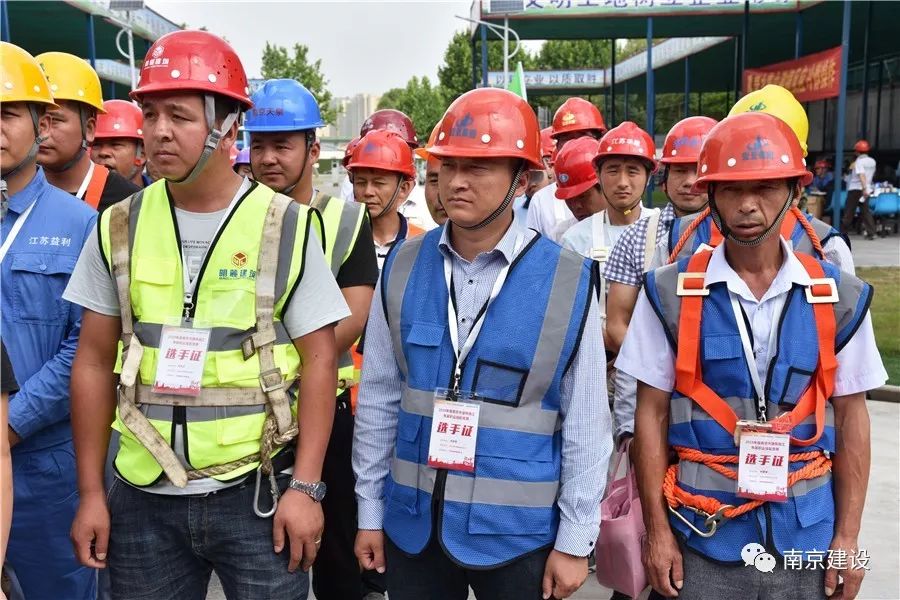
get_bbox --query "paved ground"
[206,400,900,600]
[846,233,900,268]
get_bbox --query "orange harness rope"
[667,206,824,264]
[664,248,839,534]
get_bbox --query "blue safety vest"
[380,228,593,568]
[667,212,841,263]
[644,255,871,563]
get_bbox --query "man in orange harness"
[618,112,886,600]
[36,52,139,212]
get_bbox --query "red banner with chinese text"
[743,47,842,103]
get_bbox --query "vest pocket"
[395,412,423,464]
[472,359,527,407]
[702,334,743,361]
[215,407,266,446]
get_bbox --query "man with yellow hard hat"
[36,52,139,211]
[1,42,98,600]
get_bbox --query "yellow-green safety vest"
[100,179,320,487]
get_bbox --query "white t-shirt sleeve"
[823,236,856,276]
[615,289,676,392]
[62,226,121,316]
[832,312,888,397]
[283,227,351,339]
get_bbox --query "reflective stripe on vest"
[83,164,109,209]
[99,180,310,486]
[311,192,367,395]
[643,253,871,563]
[380,229,593,567]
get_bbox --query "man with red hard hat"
[562,121,659,334]
[527,97,607,241]
[353,87,611,600]
[841,139,877,240]
[92,99,148,188]
[64,30,349,599]
[348,129,423,270]
[619,112,884,599]
[553,136,606,225]
[340,136,362,202]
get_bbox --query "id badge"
[736,421,789,503]
[152,325,210,397]
[427,388,480,472]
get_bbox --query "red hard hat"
[360,109,418,148]
[343,136,361,168]
[426,88,542,170]
[551,97,607,139]
[594,121,656,172]
[553,137,601,200]
[540,126,557,160]
[854,139,870,153]
[131,30,251,108]
[660,116,717,165]
[94,99,143,140]
[348,130,416,179]
[693,112,813,193]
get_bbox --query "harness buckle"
[590,247,608,262]
[241,336,256,361]
[259,368,284,393]
[253,468,280,519]
[676,272,710,297]
[668,503,733,538]
[805,278,839,304]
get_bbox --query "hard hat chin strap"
[663,166,709,215]
[169,95,238,186]
[708,182,795,247]
[374,176,405,220]
[282,131,315,196]
[455,162,524,231]
[2,105,46,204]
[44,105,89,174]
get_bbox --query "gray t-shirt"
[63,179,351,494]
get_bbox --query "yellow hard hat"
[0,42,57,107]
[729,84,808,156]
[35,51,105,113]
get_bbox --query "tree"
[260,42,336,124]
[537,39,611,70]
[377,76,448,141]
[438,30,537,104]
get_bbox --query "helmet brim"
[555,178,598,200]
[427,146,543,171]
[692,168,813,193]
[131,82,252,109]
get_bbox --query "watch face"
[312,481,327,502]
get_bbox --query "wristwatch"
[289,479,327,502]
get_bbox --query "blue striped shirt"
[352,215,612,557]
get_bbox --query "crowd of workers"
[0,26,888,600]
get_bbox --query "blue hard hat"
[244,78,325,132]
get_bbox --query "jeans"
[384,534,551,600]
[107,473,308,600]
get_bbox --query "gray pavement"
[208,400,900,600]
[846,233,900,268]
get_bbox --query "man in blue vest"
[619,112,886,599]
[1,42,98,599]
[352,88,612,600]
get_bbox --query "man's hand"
[642,529,683,597]
[354,529,386,574]
[70,490,110,569]
[541,549,588,599]
[824,535,865,600]
[272,488,324,573]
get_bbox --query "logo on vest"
[232,252,247,267]
[742,136,774,161]
[450,113,477,139]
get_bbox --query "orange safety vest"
[83,165,109,210]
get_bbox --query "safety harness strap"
[673,248,838,446]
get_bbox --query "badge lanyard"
[729,291,788,421]
[0,200,37,264]
[443,233,524,395]
[74,160,95,200]
[180,184,245,318]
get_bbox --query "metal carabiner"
[253,468,280,519]
[667,504,733,539]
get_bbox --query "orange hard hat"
[553,137,602,200]
[415,123,440,160]
[551,97,606,139]
[342,136,361,168]
[348,130,416,179]
[426,88,542,170]
[693,112,813,193]
[131,30,251,108]
[95,99,143,140]
[660,116,718,165]
[594,121,656,172]
[854,139,870,153]
[360,109,418,148]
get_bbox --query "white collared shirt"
[616,238,887,398]
[399,184,438,232]
[525,182,576,242]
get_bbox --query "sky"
[145,1,479,98]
